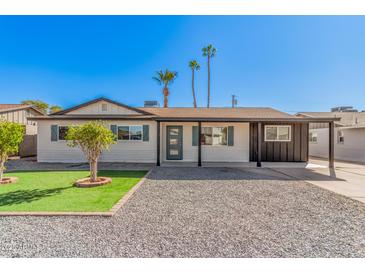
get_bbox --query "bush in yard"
[0,120,24,182]
[66,121,116,183]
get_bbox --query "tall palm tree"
[188,60,200,108]
[153,69,178,108]
[202,44,217,108]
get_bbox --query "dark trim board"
[249,122,309,162]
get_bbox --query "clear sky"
[0,16,364,113]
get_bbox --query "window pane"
[309,132,317,143]
[118,126,129,140]
[337,131,344,144]
[170,128,179,136]
[278,127,290,140]
[170,138,178,145]
[58,126,68,140]
[169,149,179,155]
[265,127,277,141]
[213,127,227,145]
[201,127,212,145]
[130,126,142,140]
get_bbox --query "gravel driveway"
[1,167,365,257]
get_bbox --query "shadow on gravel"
[0,187,71,206]
[147,167,345,182]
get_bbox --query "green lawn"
[0,170,147,212]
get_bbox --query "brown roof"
[0,104,29,111]
[27,98,339,122]
[0,104,45,115]
[140,107,294,119]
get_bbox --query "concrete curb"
[0,169,152,217]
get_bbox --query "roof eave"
[29,116,340,123]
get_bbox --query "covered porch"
[155,117,339,168]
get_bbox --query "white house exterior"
[30,98,337,166]
[297,112,365,163]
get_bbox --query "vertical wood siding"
[249,122,309,162]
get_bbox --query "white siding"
[161,122,249,162]
[309,127,365,163]
[66,100,140,115]
[37,120,156,163]
[37,120,250,163]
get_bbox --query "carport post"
[157,121,160,166]
[329,121,334,168]
[257,122,262,167]
[198,121,202,166]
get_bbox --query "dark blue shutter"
[143,125,149,141]
[228,126,234,146]
[192,126,198,146]
[110,125,117,140]
[51,125,58,142]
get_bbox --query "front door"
[166,126,183,160]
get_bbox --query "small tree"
[0,120,24,181]
[49,105,63,114]
[66,121,116,182]
[21,100,49,114]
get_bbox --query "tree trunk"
[90,159,98,182]
[163,87,169,108]
[192,69,197,108]
[0,159,4,181]
[207,55,210,108]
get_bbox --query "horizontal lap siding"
[37,120,157,163]
[249,122,308,162]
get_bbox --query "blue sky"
[0,16,364,113]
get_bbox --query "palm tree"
[153,69,178,108]
[202,44,217,108]
[189,60,200,108]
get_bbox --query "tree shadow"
[0,186,72,206]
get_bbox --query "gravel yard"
[1,167,365,257]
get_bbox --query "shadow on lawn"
[0,187,72,206]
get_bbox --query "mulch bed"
[74,177,112,188]
[0,177,18,185]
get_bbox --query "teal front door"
[166,126,183,160]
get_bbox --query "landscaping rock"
[1,167,365,257]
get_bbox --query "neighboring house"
[0,104,45,156]
[297,111,365,163]
[29,98,337,166]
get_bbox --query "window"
[58,126,68,141]
[264,125,291,142]
[117,125,142,141]
[101,103,108,111]
[309,132,318,143]
[130,126,142,140]
[337,130,344,144]
[201,127,227,145]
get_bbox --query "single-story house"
[297,111,365,163]
[29,98,338,167]
[0,104,45,156]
